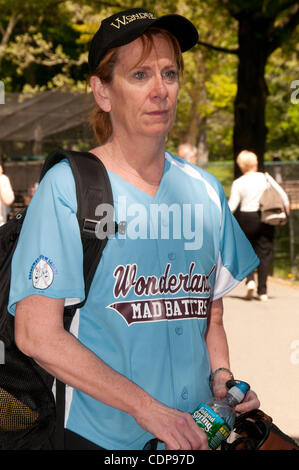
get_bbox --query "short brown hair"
[89,27,184,145]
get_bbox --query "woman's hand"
[235,389,260,414]
[210,369,260,415]
[135,399,210,450]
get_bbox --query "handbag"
[221,409,299,450]
[259,173,287,226]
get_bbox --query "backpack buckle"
[82,218,118,238]
[82,218,98,234]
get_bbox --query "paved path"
[223,277,299,444]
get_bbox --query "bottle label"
[192,403,231,450]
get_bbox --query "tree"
[0,1,70,64]
[0,0,110,91]
[198,0,299,175]
[2,0,298,168]
[156,0,239,164]
[0,0,241,162]
[265,46,299,161]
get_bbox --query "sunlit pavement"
[223,276,299,444]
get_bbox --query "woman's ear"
[90,76,111,113]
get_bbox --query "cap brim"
[152,14,199,52]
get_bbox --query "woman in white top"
[228,150,290,301]
[0,159,15,226]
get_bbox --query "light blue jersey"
[9,152,259,450]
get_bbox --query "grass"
[206,161,234,198]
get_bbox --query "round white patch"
[32,259,54,289]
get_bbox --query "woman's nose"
[150,75,168,101]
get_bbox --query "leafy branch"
[197,39,239,55]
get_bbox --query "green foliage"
[0,0,298,162]
[265,43,299,161]
[206,161,234,197]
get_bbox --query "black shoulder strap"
[40,149,115,306]
[40,149,115,450]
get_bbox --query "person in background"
[228,150,290,301]
[24,182,39,206]
[0,157,15,226]
[177,143,198,165]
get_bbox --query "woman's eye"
[162,70,178,82]
[134,71,146,80]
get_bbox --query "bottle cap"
[228,380,250,403]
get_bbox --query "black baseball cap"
[88,8,199,73]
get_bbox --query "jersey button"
[175,326,183,335]
[168,252,176,260]
[181,387,188,400]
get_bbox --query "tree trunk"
[186,80,209,166]
[233,15,272,177]
[197,116,209,167]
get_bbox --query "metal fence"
[268,163,299,279]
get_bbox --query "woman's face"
[103,33,179,141]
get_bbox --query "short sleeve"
[228,179,240,213]
[8,160,85,314]
[212,183,259,300]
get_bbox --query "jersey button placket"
[181,387,189,400]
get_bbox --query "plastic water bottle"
[192,380,250,450]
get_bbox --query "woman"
[9,9,260,450]
[0,158,14,226]
[228,150,290,301]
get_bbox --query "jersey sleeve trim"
[8,290,85,315]
[211,252,259,300]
